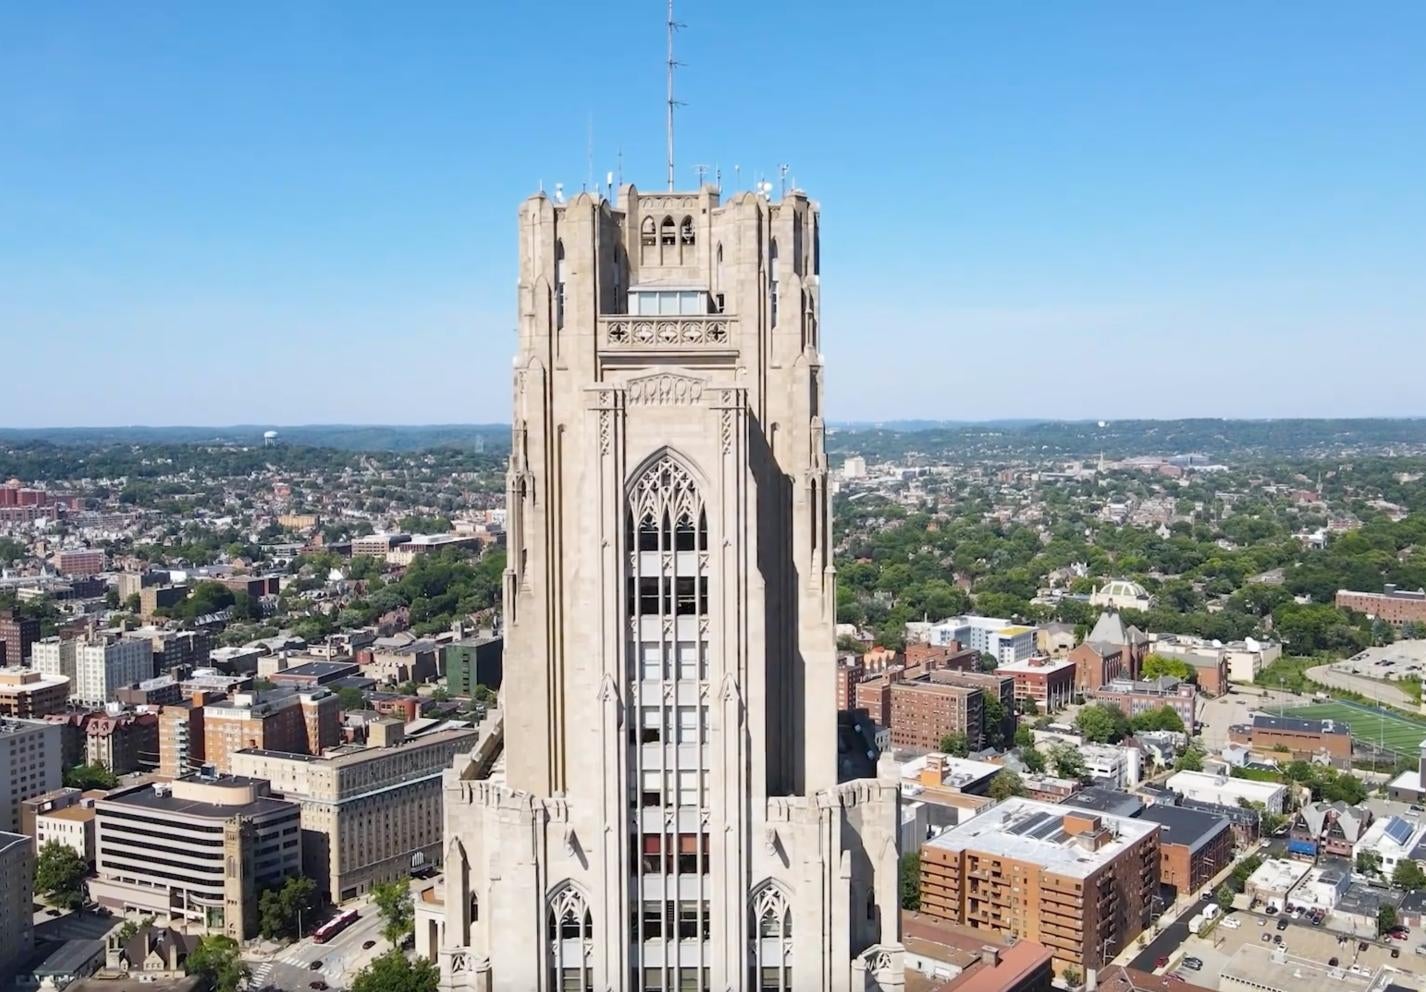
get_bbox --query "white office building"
[927,616,1037,663]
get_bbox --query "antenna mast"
[666,0,679,190]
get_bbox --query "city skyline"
[4,1,1425,426]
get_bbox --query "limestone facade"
[430,183,904,991]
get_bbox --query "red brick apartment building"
[1336,585,1426,627]
[919,800,1160,975]
[890,678,985,751]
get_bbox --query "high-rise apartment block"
[91,774,301,938]
[74,634,154,707]
[919,799,1160,975]
[0,718,63,833]
[229,721,478,903]
[434,183,903,991]
[202,687,340,773]
[0,668,70,718]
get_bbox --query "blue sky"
[2,2,1424,427]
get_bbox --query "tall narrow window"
[660,216,676,246]
[714,244,725,313]
[769,239,780,327]
[641,217,657,246]
[554,240,566,330]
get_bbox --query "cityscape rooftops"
[996,655,1076,674]
[923,797,1159,877]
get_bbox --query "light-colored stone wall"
[436,183,903,992]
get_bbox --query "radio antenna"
[666,0,683,190]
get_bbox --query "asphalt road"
[248,905,389,992]
[1129,895,1213,972]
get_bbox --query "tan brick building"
[0,669,70,718]
[919,799,1160,974]
[229,721,478,903]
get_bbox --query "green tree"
[1379,904,1400,936]
[981,696,1007,749]
[938,732,969,757]
[337,686,368,711]
[989,770,1025,801]
[899,852,922,911]
[64,762,119,790]
[1019,696,1039,716]
[372,879,415,945]
[1021,746,1046,774]
[1130,705,1186,734]
[1140,654,1195,681]
[258,875,318,939]
[1214,883,1235,910]
[350,950,439,992]
[1048,744,1088,781]
[35,840,88,908]
[1356,850,1383,878]
[1063,966,1083,989]
[186,935,249,992]
[1013,724,1034,749]
[1074,703,1130,744]
[1392,860,1426,890]
[1174,745,1206,772]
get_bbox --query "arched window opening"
[679,216,695,245]
[751,885,793,992]
[554,240,566,330]
[640,217,657,246]
[548,885,593,992]
[660,216,677,246]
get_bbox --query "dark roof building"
[1060,787,1144,819]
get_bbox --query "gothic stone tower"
[435,183,905,992]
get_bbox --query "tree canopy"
[350,950,439,992]
[1074,703,1131,744]
[35,841,87,908]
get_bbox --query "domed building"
[1090,579,1153,612]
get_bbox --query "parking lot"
[1166,908,1417,987]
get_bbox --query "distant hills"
[2,418,1425,459]
[0,424,509,452]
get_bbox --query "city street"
[248,900,391,992]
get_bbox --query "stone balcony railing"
[599,315,734,349]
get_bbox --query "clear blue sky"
[3,2,1424,427]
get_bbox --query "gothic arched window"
[547,884,593,992]
[554,239,566,330]
[750,883,793,991]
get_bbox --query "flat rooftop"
[101,776,290,820]
[924,797,1159,878]
[1137,804,1231,853]
[1248,713,1346,735]
[1166,770,1285,800]
[996,656,1076,674]
[1221,944,1374,992]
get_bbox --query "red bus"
[312,909,359,944]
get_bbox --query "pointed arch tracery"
[546,882,593,991]
[750,882,793,991]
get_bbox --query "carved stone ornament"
[625,372,707,406]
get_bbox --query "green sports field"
[1273,699,1426,756]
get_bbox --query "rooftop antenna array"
[666,0,683,191]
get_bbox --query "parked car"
[1155,957,1169,969]
[1277,919,1290,931]
[1261,933,1272,943]
[1392,948,1401,959]
[1183,958,1203,971]
[309,962,324,971]
[362,941,376,950]
[1222,918,1242,930]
